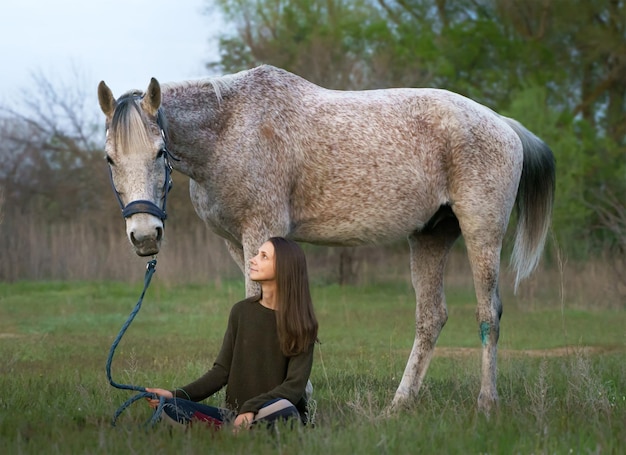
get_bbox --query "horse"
[97,65,555,414]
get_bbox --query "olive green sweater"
[173,296,314,415]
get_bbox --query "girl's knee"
[255,399,300,423]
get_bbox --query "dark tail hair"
[501,117,556,292]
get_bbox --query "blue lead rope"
[105,259,165,427]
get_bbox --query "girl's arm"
[172,305,238,401]
[239,342,314,414]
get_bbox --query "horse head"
[97,78,172,257]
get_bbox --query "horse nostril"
[127,223,162,251]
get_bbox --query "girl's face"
[249,241,276,282]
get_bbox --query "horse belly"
[291,218,415,246]
[290,181,440,246]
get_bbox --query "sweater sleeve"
[238,341,315,415]
[173,306,237,402]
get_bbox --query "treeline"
[0,0,624,291]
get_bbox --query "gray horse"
[98,65,555,413]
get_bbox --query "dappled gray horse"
[98,65,555,413]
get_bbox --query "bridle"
[107,106,177,222]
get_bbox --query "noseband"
[108,108,176,222]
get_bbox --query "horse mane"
[162,72,241,106]
[110,91,154,156]
[109,72,241,153]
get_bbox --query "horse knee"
[439,305,448,328]
[414,305,447,355]
[429,306,448,338]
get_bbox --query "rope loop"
[106,258,164,427]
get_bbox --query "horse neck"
[160,83,226,176]
[163,82,223,127]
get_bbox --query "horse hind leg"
[461,221,506,414]
[390,209,461,412]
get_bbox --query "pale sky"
[0,0,223,106]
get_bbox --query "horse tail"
[501,117,556,292]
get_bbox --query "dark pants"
[162,397,302,429]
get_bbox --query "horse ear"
[142,77,161,116]
[97,81,117,118]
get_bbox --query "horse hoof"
[477,392,499,416]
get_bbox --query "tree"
[498,0,626,144]
[0,70,110,219]
[209,0,396,89]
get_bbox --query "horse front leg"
[390,220,460,412]
[226,237,272,297]
[224,239,260,297]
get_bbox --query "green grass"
[0,280,624,454]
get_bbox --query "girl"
[146,237,318,431]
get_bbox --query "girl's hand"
[233,412,255,433]
[145,387,173,409]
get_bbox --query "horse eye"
[156,148,166,159]
[106,155,114,165]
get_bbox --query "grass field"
[0,278,624,454]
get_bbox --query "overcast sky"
[0,0,223,107]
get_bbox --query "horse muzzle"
[126,214,164,256]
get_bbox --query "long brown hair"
[269,237,318,356]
